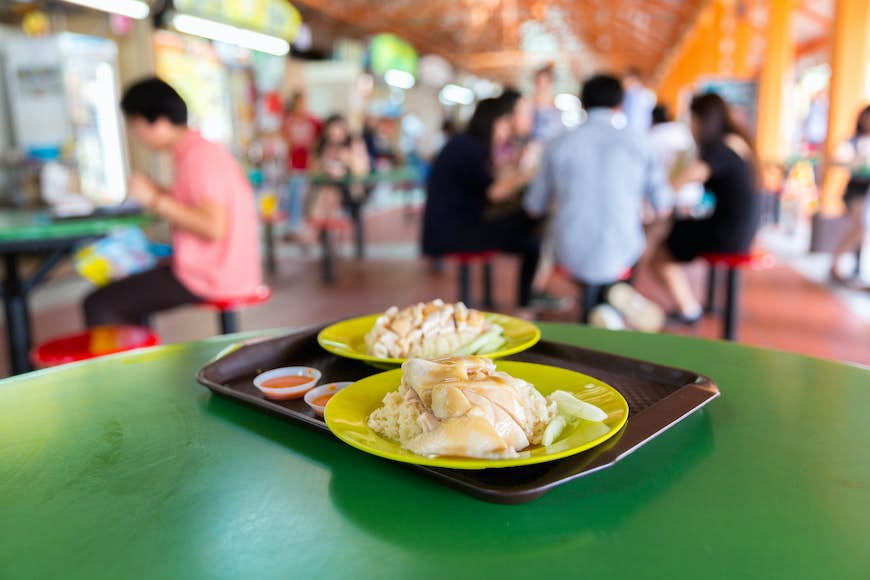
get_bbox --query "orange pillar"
[654,0,736,117]
[731,0,756,79]
[755,0,794,166]
[820,0,870,214]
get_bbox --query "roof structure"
[293,0,833,82]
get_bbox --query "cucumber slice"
[548,390,608,422]
[542,414,567,446]
[454,328,504,356]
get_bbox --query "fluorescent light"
[61,0,150,19]
[384,69,415,90]
[172,13,290,56]
[94,63,128,203]
[439,84,474,105]
[554,93,580,111]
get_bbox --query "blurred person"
[803,92,828,150]
[525,74,672,330]
[84,77,261,326]
[829,105,870,284]
[362,116,378,165]
[623,68,656,133]
[490,89,538,191]
[501,86,564,310]
[426,118,457,160]
[306,114,370,230]
[531,63,565,142]
[649,104,704,216]
[400,113,427,177]
[363,116,401,170]
[422,97,541,310]
[649,104,695,174]
[654,92,761,323]
[281,91,321,231]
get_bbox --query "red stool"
[701,251,775,341]
[444,251,497,308]
[308,218,352,284]
[201,285,272,334]
[31,325,160,368]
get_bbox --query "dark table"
[0,209,152,374]
[308,166,421,263]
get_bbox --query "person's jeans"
[283,174,309,229]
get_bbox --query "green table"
[307,166,421,187]
[0,209,152,374]
[309,167,421,263]
[1,325,868,579]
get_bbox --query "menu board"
[174,0,301,41]
[154,31,234,146]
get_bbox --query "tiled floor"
[2,204,868,377]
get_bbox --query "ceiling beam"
[797,1,832,27]
[295,0,515,80]
[650,0,716,85]
[796,34,830,59]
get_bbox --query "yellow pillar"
[820,0,870,214]
[755,0,794,166]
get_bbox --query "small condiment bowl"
[253,367,321,400]
[304,381,353,416]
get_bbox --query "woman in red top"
[281,92,321,230]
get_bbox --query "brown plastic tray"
[197,324,719,504]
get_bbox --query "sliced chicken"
[462,390,528,451]
[430,383,472,419]
[405,414,516,459]
[367,357,554,459]
[458,380,528,428]
[365,301,501,359]
[365,356,557,459]
[416,411,441,433]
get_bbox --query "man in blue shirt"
[623,68,656,133]
[531,63,565,142]
[525,74,673,329]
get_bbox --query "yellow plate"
[324,361,629,469]
[317,312,541,366]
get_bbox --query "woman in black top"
[656,93,761,322]
[422,97,540,308]
[829,105,870,283]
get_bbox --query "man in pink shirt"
[84,77,261,326]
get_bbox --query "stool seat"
[261,211,288,225]
[444,251,497,263]
[700,252,775,270]
[701,250,774,341]
[201,285,272,334]
[308,217,352,231]
[32,325,159,368]
[444,252,496,308]
[202,285,273,311]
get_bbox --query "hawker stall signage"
[174,0,301,41]
[369,33,418,76]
